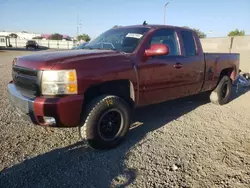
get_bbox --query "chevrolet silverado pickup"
[8,24,240,150]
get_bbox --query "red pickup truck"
[8,25,239,149]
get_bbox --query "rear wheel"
[210,75,232,105]
[79,95,131,150]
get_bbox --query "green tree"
[183,26,207,38]
[9,33,18,38]
[228,29,245,36]
[77,34,91,42]
[32,36,43,39]
[64,36,72,41]
[49,33,63,40]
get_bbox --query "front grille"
[12,65,40,98]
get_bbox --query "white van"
[0,36,11,48]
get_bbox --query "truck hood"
[15,49,122,70]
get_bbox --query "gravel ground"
[0,50,249,188]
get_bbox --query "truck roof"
[114,24,194,31]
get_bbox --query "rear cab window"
[181,30,197,56]
[150,28,180,56]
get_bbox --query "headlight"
[41,70,78,95]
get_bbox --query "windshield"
[84,27,150,53]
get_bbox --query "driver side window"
[150,29,180,56]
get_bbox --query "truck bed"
[204,53,240,77]
[204,52,240,60]
[200,52,240,92]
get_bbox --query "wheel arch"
[218,66,236,84]
[83,79,136,109]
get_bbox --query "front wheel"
[210,75,232,105]
[79,95,131,150]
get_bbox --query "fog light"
[43,116,56,125]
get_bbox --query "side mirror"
[145,44,169,57]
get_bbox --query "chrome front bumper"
[8,83,36,122]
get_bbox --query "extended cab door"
[175,29,205,96]
[138,28,205,105]
[138,28,185,105]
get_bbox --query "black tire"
[210,75,232,105]
[79,95,131,150]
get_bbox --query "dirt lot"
[0,50,249,188]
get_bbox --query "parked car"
[26,40,38,49]
[8,24,239,150]
[72,42,88,50]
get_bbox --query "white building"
[0,31,41,40]
[0,36,11,47]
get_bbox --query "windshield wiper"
[82,46,124,53]
[102,48,123,53]
[82,46,94,50]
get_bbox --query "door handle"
[174,62,183,69]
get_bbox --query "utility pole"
[79,19,83,34]
[76,13,79,38]
[164,2,169,25]
[76,13,84,43]
[76,13,83,39]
